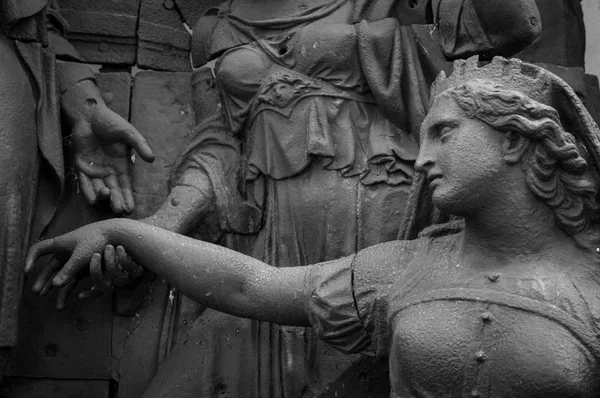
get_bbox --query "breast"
[216,45,272,103]
[390,299,600,398]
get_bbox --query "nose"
[415,145,434,173]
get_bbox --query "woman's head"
[419,79,598,235]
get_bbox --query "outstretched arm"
[26,219,310,326]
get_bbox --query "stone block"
[0,378,110,398]
[58,0,140,65]
[137,0,192,71]
[175,0,223,26]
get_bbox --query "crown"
[430,56,555,106]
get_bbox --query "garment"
[168,0,529,396]
[0,0,93,347]
[306,233,600,397]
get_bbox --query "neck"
[459,185,573,268]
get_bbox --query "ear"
[502,131,529,164]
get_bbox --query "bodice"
[215,23,368,106]
[308,234,600,397]
[390,291,600,397]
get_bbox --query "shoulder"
[353,233,460,289]
[191,8,251,67]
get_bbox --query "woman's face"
[416,94,508,216]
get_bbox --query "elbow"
[474,0,542,57]
[491,17,542,57]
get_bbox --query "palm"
[71,106,154,214]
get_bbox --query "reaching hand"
[71,104,154,214]
[25,222,112,289]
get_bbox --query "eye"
[439,124,455,141]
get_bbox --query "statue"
[17,0,546,396]
[0,0,155,380]
[26,56,600,397]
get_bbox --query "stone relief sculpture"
[44,0,542,396]
[4,1,598,397]
[0,0,155,382]
[27,56,600,397]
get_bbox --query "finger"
[78,286,103,300]
[78,172,97,204]
[56,279,77,310]
[39,273,57,296]
[32,256,61,293]
[92,179,111,201]
[117,126,155,163]
[105,175,124,214]
[104,245,130,286]
[90,252,112,292]
[25,238,58,273]
[74,156,111,179]
[53,251,86,287]
[117,246,143,278]
[118,172,135,215]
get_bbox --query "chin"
[432,189,480,217]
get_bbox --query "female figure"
[27,56,600,397]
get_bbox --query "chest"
[388,296,600,397]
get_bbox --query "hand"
[70,103,154,214]
[25,222,112,289]
[79,245,144,299]
[28,241,143,309]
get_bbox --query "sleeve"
[433,0,541,59]
[304,255,373,355]
[352,240,419,358]
[45,0,97,94]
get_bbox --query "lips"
[426,174,442,184]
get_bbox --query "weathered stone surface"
[175,0,222,26]
[129,71,195,218]
[0,378,110,398]
[516,0,585,67]
[111,277,173,398]
[97,71,132,120]
[191,65,220,124]
[2,72,132,383]
[109,71,195,398]
[585,73,600,123]
[137,0,192,72]
[58,0,140,65]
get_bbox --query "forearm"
[106,219,310,326]
[141,169,216,235]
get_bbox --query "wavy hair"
[445,80,598,235]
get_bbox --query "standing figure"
[0,0,154,379]
[27,55,600,398]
